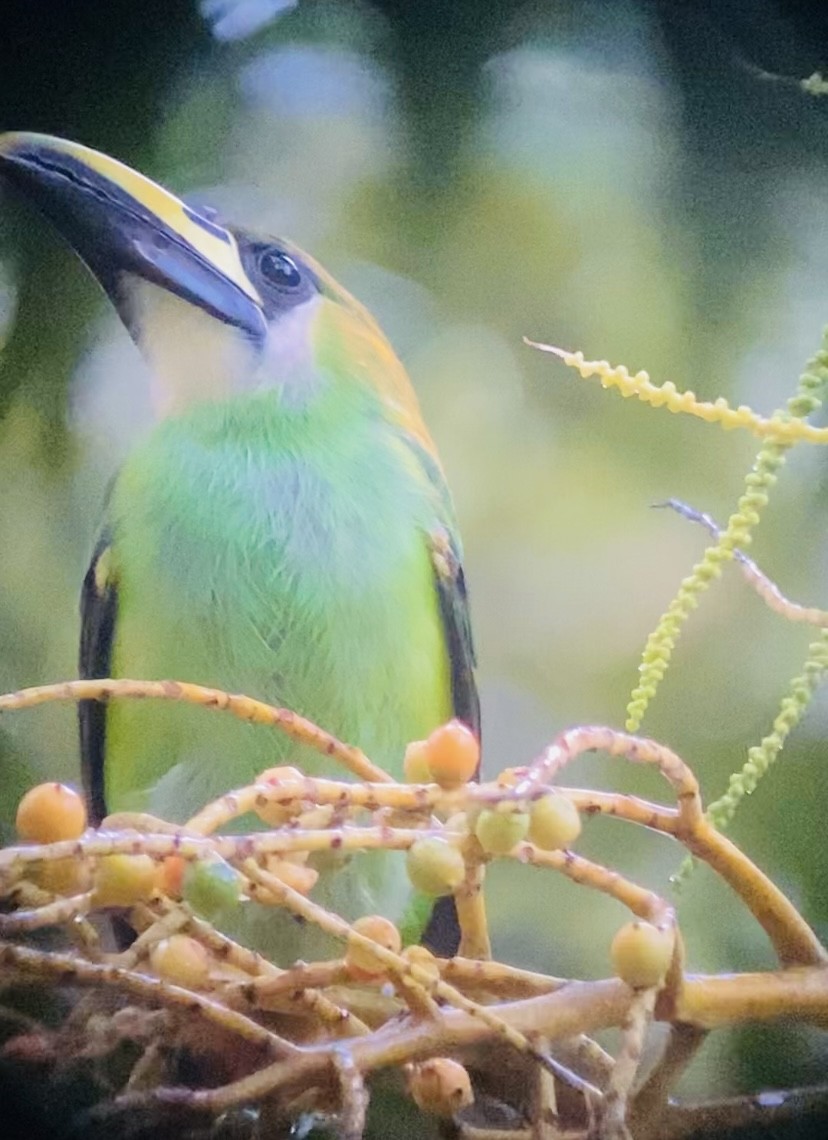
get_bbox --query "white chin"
[128,278,262,418]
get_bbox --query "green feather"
[88,378,460,958]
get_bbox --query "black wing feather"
[78,534,117,826]
[422,529,480,957]
[436,556,479,737]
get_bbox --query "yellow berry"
[255,765,303,826]
[610,921,674,989]
[528,793,582,851]
[16,783,87,844]
[404,739,432,783]
[345,914,402,977]
[474,805,529,855]
[407,1058,473,1116]
[150,934,210,989]
[34,857,92,896]
[423,720,479,789]
[406,837,465,897]
[93,854,157,907]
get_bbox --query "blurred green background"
[1,0,828,1109]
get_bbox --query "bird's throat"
[122,279,261,418]
[122,279,324,419]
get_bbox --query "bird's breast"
[104,402,451,816]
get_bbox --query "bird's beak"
[0,132,266,342]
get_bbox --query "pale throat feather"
[125,278,323,418]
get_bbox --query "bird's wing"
[429,525,480,737]
[393,430,480,736]
[421,523,481,957]
[78,532,118,825]
[393,435,479,956]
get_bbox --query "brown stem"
[654,1084,828,1140]
[684,820,827,966]
[628,1024,707,1138]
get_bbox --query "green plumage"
[105,382,453,815]
[80,310,475,961]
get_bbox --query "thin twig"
[654,499,828,626]
[0,678,391,783]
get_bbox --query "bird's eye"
[258,249,302,290]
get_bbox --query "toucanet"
[0,132,478,960]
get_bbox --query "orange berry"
[610,921,674,989]
[93,854,157,907]
[407,1058,473,1116]
[16,783,87,844]
[404,739,431,783]
[423,720,479,789]
[263,856,318,896]
[528,793,581,851]
[156,855,186,898]
[150,934,210,989]
[345,915,402,977]
[406,837,465,896]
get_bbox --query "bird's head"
[0,132,433,446]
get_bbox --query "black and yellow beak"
[0,132,266,342]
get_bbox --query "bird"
[0,131,478,961]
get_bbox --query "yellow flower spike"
[707,629,828,833]
[626,445,783,731]
[526,333,828,734]
[674,629,828,888]
[626,337,828,731]
[525,340,828,445]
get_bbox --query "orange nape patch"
[314,288,443,466]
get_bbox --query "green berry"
[183,856,242,920]
[474,805,529,855]
[406,837,465,896]
[610,921,674,989]
[528,793,581,850]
